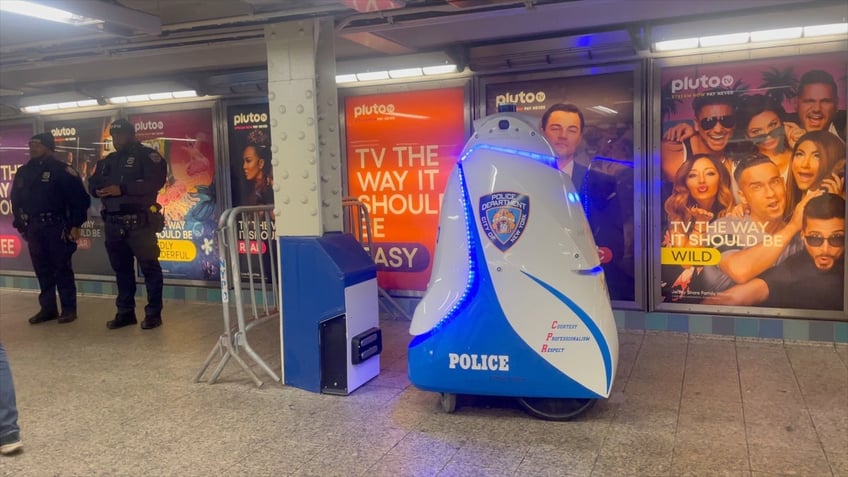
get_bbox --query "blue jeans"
[0,342,20,439]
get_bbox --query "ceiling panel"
[0,0,843,118]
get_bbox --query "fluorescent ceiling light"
[750,27,802,42]
[389,67,423,79]
[108,90,196,104]
[335,74,358,84]
[148,92,174,100]
[654,37,699,51]
[804,23,848,37]
[356,71,390,81]
[699,32,750,47]
[0,0,101,26]
[172,90,197,98]
[422,64,457,75]
[22,99,101,113]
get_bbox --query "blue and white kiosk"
[408,109,619,420]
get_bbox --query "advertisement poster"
[485,71,637,302]
[129,109,219,281]
[659,52,846,313]
[345,88,466,291]
[227,102,275,280]
[0,123,33,273]
[43,116,114,276]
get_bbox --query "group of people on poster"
[660,61,846,310]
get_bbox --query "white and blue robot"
[408,109,619,420]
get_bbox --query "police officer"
[88,119,167,330]
[11,132,90,324]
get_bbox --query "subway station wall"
[1,42,845,333]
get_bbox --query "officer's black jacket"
[88,141,167,213]
[10,155,90,230]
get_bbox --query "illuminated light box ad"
[129,109,219,281]
[345,87,466,291]
[658,52,846,314]
[227,102,275,280]
[0,123,34,273]
[485,71,637,302]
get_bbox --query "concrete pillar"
[265,18,342,236]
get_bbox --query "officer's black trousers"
[26,223,77,314]
[104,223,163,318]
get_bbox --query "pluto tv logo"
[670,74,735,94]
[354,103,396,118]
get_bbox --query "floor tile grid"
[2,290,846,477]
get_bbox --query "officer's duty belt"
[105,212,147,226]
[35,212,65,224]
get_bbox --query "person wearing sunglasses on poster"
[785,130,846,220]
[737,95,794,182]
[704,193,844,310]
[661,91,737,183]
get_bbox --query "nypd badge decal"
[479,192,529,252]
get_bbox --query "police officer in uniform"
[11,132,90,324]
[89,119,167,330]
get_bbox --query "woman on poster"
[736,95,795,182]
[785,130,846,218]
[241,129,273,206]
[661,154,735,302]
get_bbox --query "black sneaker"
[107,313,137,329]
[0,431,23,455]
[28,310,58,324]
[58,311,77,324]
[140,315,162,330]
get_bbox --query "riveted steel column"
[265,18,342,236]
[315,17,343,232]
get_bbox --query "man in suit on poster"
[541,103,589,192]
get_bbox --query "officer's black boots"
[107,312,137,329]
[58,311,77,324]
[28,310,58,324]
[141,315,162,330]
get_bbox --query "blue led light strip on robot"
[409,163,479,346]
[521,271,613,394]
[459,143,557,169]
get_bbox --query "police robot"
[407,109,619,420]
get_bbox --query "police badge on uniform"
[41,171,51,182]
[479,191,530,252]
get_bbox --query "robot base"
[438,392,597,421]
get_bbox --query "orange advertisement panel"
[345,87,466,291]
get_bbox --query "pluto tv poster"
[658,52,846,314]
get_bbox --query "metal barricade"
[342,197,411,320]
[194,205,280,387]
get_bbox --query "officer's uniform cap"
[109,119,134,135]
[30,132,55,151]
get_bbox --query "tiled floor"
[0,289,846,477]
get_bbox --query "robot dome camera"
[407,107,619,420]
